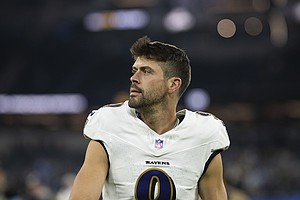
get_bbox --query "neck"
[137,103,178,135]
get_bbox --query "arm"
[198,153,227,200]
[69,140,109,200]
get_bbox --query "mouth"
[130,86,142,96]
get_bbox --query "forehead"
[133,57,163,71]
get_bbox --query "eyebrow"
[132,65,152,70]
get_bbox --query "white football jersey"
[84,101,230,200]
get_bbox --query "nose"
[130,71,139,83]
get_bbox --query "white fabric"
[84,101,230,200]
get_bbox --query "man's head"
[130,36,191,98]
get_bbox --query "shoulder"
[86,101,129,121]
[84,101,132,135]
[184,110,230,151]
[184,110,225,128]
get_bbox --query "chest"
[100,117,215,199]
[105,130,210,183]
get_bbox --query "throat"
[136,112,180,134]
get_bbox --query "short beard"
[128,90,167,110]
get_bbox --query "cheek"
[146,81,168,94]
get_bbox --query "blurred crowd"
[0,121,300,200]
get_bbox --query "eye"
[131,69,137,74]
[142,68,152,74]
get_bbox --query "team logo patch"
[155,139,164,149]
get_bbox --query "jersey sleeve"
[200,116,230,176]
[210,118,230,152]
[83,109,103,140]
[195,111,230,152]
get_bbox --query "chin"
[128,99,138,108]
[128,98,143,109]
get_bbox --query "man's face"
[128,56,168,109]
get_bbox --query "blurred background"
[1,0,300,199]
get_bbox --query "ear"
[168,77,182,94]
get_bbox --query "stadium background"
[1,0,300,199]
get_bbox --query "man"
[69,36,230,200]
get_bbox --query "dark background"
[1,0,300,199]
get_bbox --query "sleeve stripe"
[200,149,224,179]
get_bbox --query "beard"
[128,85,167,110]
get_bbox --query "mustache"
[130,84,142,92]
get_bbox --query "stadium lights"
[184,88,210,111]
[294,2,300,22]
[163,7,196,33]
[217,19,236,38]
[244,17,263,36]
[0,94,88,114]
[83,9,150,31]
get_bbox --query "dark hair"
[130,36,191,97]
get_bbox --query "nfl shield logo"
[155,139,164,149]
